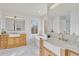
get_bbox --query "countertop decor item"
[1,29,7,34]
[47,34,51,38]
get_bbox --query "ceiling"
[0,3,47,17]
[49,3,79,17]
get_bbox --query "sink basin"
[59,38,68,42]
[57,38,79,47]
[65,40,79,47]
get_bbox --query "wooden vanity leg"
[60,48,68,56]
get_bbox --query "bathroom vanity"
[0,34,27,49]
[40,34,79,56]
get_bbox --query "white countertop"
[44,40,61,56]
[44,38,79,55]
[9,34,20,37]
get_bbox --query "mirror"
[59,15,70,34]
[31,17,38,34]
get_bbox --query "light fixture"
[5,16,16,19]
[49,3,61,9]
[5,16,25,20]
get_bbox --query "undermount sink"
[48,37,79,48]
[57,38,79,47]
[65,40,79,47]
[59,38,68,42]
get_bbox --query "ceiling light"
[5,16,25,20]
[49,3,61,9]
[5,16,15,19]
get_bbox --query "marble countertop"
[44,38,79,53]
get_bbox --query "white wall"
[41,15,47,34]
[25,16,31,35]
[37,17,42,35]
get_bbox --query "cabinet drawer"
[20,34,26,39]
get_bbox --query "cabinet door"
[68,50,79,56]
[0,35,8,49]
[43,47,50,56]
[40,39,44,56]
[20,34,26,46]
[43,47,55,56]
[0,35,1,48]
[15,37,21,47]
[0,40,7,49]
[8,37,15,48]
[40,39,55,56]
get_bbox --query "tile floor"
[0,46,39,56]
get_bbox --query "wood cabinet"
[40,38,44,56]
[0,35,8,49]
[8,34,26,48]
[68,50,79,56]
[40,38,79,56]
[43,47,56,56]
[0,34,27,49]
[60,49,79,56]
[60,49,69,56]
[7,37,16,48]
[40,46,56,56]
[15,37,21,47]
[20,34,27,46]
[40,38,56,56]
